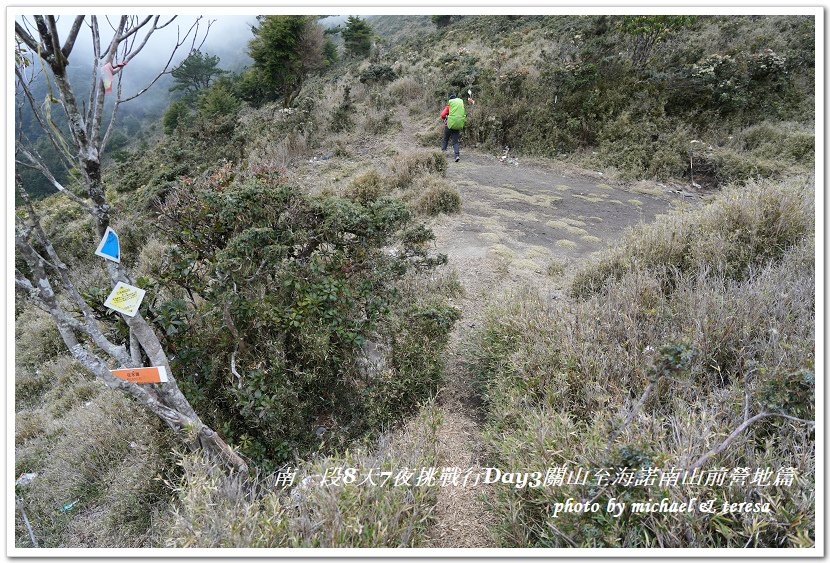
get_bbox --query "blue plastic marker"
[94,226,120,263]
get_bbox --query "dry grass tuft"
[572,177,814,298]
[416,177,461,216]
[387,151,447,191]
[159,402,443,548]
[345,168,386,204]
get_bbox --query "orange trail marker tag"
[110,366,169,384]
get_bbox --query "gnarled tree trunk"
[15,15,246,474]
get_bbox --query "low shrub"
[162,100,190,135]
[364,302,460,427]
[387,76,426,103]
[359,63,398,85]
[345,169,385,203]
[157,176,455,470]
[197,79,242,118]
[415,127,444,148]
[415,178,461,215]
[685,122,816,186]
[361,107,401,135]
[736,122,815,163]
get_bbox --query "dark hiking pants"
[442,127,461,157]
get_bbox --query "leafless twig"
[689,411,814,470]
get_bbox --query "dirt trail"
[400,125,679,547]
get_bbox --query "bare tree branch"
[116,15,153,43]
[17,147,93,213]
[14,67,76,170]
[121,15,161,65]
[15,22,40,53]
[689,412,814,470]
[120,16,215,103]
[156,16,177,30]
[15,11,246,474]
[86,17,101,137]
[33,17,55,60]
[90,16,126,143]
[101,74,124,152]
[15,273,35,292]
[61,15,85,58]
[107,16,128,61]
[130,329,143,365]
[120,17,209,103]
[45,16,65,68]
[17,188,133,367]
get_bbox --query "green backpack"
[447,98,466,130]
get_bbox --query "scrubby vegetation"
[416,177,462,215]
[470,177,815,547]
[159,402,442,547]
[378,14,814,185]
[571,177,813,295]
[15,320,174,547]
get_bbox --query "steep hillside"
[377,15,814,185]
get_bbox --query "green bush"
[162,100,190,135]
[235,67,279,107]
[330,86,353,133]
[359,63,397,85]
[733,122,815,164]
[157,176,454,470]
[364,302,460,426]
[198,79,242,118]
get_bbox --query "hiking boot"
[455,156,460,162]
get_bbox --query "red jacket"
[440,104,449,123]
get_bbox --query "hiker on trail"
[440,93,474,162]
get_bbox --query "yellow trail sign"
[103,282,146,317]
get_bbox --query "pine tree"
[247,15,325,107]
[170,50,224,99]
[342,16,373,58]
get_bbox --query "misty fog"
[15,14,359,121]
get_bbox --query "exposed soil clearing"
[411,129,680,548]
